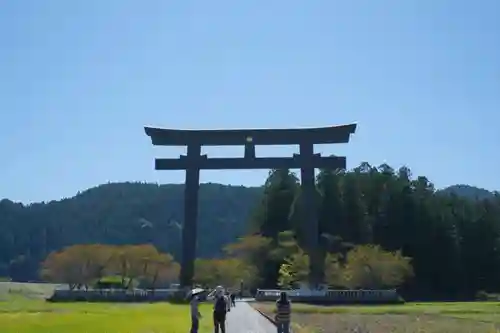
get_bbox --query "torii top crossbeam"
[144,124,357,146]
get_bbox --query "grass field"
[0,282,61,300]
[3,282,500,332]
[253,301,500,333]
[0,283,213,333]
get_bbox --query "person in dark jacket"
[230,292,236,307]
[275,291,291,333]
[213,291,228,333]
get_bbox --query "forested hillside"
[1,162,500,300]
[0,182,262,281]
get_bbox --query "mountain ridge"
[438,184,496,200]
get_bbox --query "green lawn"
[257,301,500,319]
[0,282,60,300]
[253,301,500,332]
[0,295,214,333]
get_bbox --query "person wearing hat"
[212,286,228,333]
[189,289,203,333]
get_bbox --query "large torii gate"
[144,124,357,287]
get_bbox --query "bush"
[94,276,128,289]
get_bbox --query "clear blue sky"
[1,0,499,203]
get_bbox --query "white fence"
[255,288,402,304]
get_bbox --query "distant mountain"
[440,184,496,200]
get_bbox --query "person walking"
[226,291,231,307]
[275,291,291,333]
[213,287,228,333]
[189,291,202,333]
[230,292,236,307]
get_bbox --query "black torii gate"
[144,124,357,287]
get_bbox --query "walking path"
[225,301,276,333]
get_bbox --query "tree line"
[223,231,413,291]
[41,237,413,294]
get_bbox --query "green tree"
[342,172,371,243]
[316,169,345,277]
[251,169,299,238]
[340,245,413,289]
[277,250,310,288]
[249,169,299,287]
